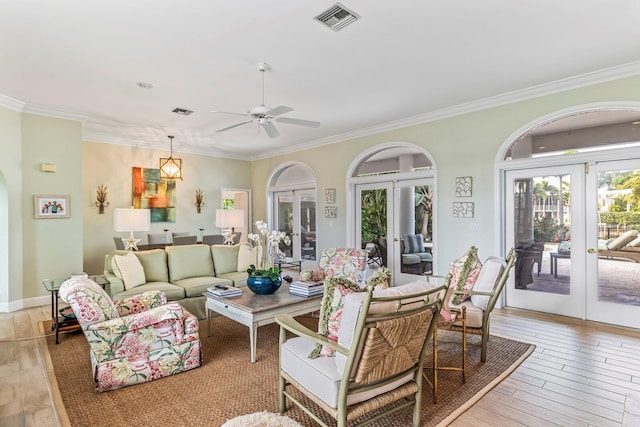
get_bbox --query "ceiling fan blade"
[261,121,280,138]
[266,105,293,117]
[275,117,321,128]
[217,120,253,132]
[209,110,249,117]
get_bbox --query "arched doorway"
[348,143,436,285]
[497,105,640,328]
[267,162,317,269]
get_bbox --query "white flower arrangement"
[247,220,291,279]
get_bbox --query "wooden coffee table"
[205,282,322,363]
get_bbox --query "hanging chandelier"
[159,135,183,181]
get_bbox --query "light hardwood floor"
[1,305,639,426]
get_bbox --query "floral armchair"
[318,248,367,286]
[59,277,201,392]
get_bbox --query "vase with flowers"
[246,220,291,294]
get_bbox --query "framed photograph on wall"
[34,195,70,219]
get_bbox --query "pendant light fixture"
[159,135,183,181]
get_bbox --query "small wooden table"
[42,275,108,344]
[205,282,321,363]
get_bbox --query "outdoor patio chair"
[59,277,201,392]
[447,247,516,362]
[598,229,640,262]
[275,279,446,427]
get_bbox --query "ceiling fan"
[211,62,320,138]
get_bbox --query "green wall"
[3,74,640,310]
[252,75,640,274]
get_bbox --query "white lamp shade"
[114,208,151,232]
[215,209,244,228]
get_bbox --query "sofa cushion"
[133,249,169,283]
[111,253,146,290]
[237,244,258,272]
[173,276,232,298]
[112,282,186,302]
[216,271,249,287]
[166,245,214,281]
[210,244,240,275]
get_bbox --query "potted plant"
[246,221,291,294]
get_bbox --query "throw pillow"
[366,266,391,289]
[449,246,482,305]
[238,244,258,272]
[111,253,146,290]
[402,234,424,254]
[309,277,364,358]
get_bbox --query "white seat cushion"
[449,300,484,328]
[282,336,412,409]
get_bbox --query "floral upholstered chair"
[318,248,367,286]
[59,277,201,392]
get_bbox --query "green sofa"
[104,244,252,319]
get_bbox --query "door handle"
[394,237,399,242]
[587,248,598,254]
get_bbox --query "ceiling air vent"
[314,3,360,32]
[171,107,194,116]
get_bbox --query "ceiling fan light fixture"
[159,135,183,181]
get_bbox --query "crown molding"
[22,104,87,122]
[0,94,25,112]
[252,60,640,161]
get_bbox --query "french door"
[356,178,433,285]
[505,162,640,328]
[586,160,640,329]
[505,165,586,318]
[273,190,317,269]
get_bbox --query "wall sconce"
[94,184,110,214]
[195,189,204,213]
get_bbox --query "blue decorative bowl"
[247,276,282,295]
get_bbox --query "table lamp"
[114,208,151,250]
[215,209,244,245]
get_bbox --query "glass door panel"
[273,190,316,268]
[586,161,640,328]
[356,179,433,284]
[394,179,434,283]
[505,165,585,318]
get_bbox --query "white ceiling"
[2,1,640,160]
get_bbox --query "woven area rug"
[40,316,534,427]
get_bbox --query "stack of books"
[207,285,242,298]
[289,280,324,297]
